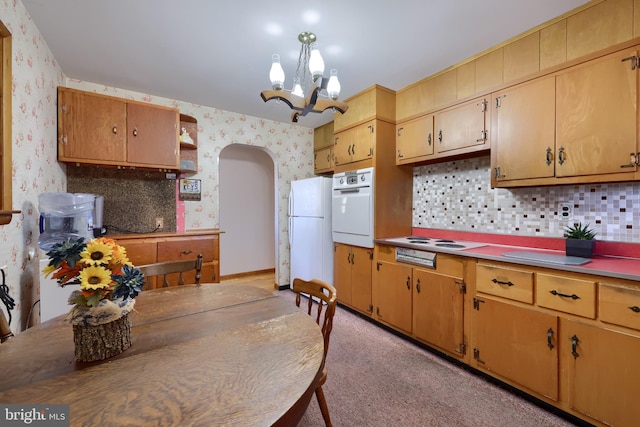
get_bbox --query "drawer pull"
[547,328,554,350]
[181,250,193,255]
[492,278,514,287]
[549,290,580,300]
[629,306,640,313]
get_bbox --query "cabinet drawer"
[476,263,533,303]
[536,273,596,318]
[599,282,640,330]
[118,239,157,265]
[157,236,217,262]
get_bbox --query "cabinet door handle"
[397,150,403,159]
[406,276,411,290]
[545,147,553,166]
[621,55,640,70]
[494,167,505,179]
[558,146,566,165]
[547,328,554,350]
[620,152,638,168]
[492,278,514,287]
[629,306,640,313]
[476,130,487,142]
[571,335,580,359]
[416,278,421,293]
[397,127,404,136]
[112,125,118,135]
[438,130,443,143]
[181,250,193,255]
[427,133,432,146]
[549,289,580,300]
[132,127,138,137]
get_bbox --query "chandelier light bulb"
[291,77,304,97]
[308,43,325,81]
[327,69,341,100]
[269,54,285,91]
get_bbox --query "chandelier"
[260,31,349,123]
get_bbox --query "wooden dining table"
[0,283,325,426]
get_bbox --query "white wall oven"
[332,167,374,248]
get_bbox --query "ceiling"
[22,0,590,129]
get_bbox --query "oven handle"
[335,188,364,193]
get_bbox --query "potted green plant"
[563,222,597,258]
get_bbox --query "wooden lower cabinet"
[562,319,640,427]
[334,243,373,315]
[374,260,413,334]
[117,232,220,290]
[473,297,559,401]
[413,268,465,357]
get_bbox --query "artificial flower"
[43,237,145,308]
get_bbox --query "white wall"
[219,145,275,276]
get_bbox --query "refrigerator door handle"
[288,216,293,246]
[288,189,293,217]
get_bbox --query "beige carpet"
[277,290,589,427]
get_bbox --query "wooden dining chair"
[291,278,338,427]
[137,253,203,289]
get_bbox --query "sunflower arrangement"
[43,237,145,308]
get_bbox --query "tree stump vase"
[72,313,132,362]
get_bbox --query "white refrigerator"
[288,176,333,288]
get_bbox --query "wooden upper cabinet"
[127,102,179,168]
[396,114,434,164]
[333,120,375,166]
[58,87,127,163]
[57,87,179,169]
[491,76,556,184]
[435,97,488,154]
[556,48,638,178]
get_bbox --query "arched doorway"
[218,144,277,284]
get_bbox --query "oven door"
[332,184,374,248]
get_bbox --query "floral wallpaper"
[1,0,316,334]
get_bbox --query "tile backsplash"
[67,167,176,235]
[413,156,640,243]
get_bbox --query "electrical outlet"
[155,217,164,229]
[558,203,573,221]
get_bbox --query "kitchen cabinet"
[493,47,640,187]
[374,259,413,334]
[434,96,489,155]
[395,114,434,165]
[556,47,637,178]
[117,231,220,290]
[58,87,127,163]
[57,87,179,170]
[473,260,640,426]
[491,76,556,184]
[314,146,333,174]
[413,259,465,357]
[313,121,334,174]
[561,318,640,427]
[473,297,559,401]
[374,245,467,357]
[333,120,376,167]
[334,243,373,316]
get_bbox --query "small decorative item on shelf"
[563,222,597,258]
[42,237,145,362]
[179,127,194,144]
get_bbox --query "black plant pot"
[565,238,595,258]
